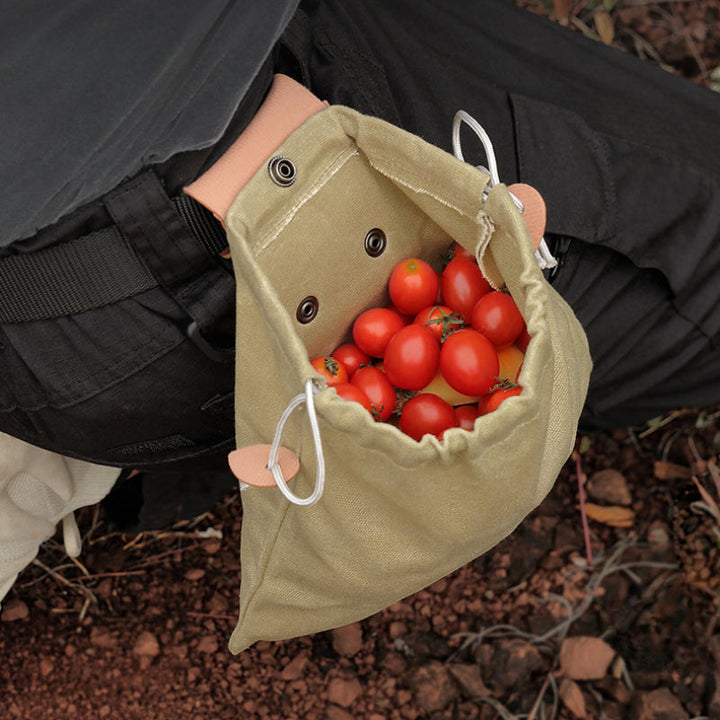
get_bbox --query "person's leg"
[302,0,720,427]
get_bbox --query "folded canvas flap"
[224,105,591,651]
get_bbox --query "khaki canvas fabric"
[224,106,592,652]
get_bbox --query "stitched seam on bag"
[365,158,489,225]
[255,148,361,256]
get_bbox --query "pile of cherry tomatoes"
[310,243,529,441]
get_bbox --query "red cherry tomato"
[388,258,440,316]
[454,404,479,431]
[351,365,397,421]
[413,305,464,343]
[440,257,491,316]
[478,384,523,415]
[470,291,525,348]
[310,356,349,387]
[400,393,457,441]
[332,342,371,379]
[334,382,373,414]
[439,329,499,397]
[516,323,531,353]
[352,307,406,358]
[383,325,440,391]
[450,242,475,261]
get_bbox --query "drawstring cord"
[451,110,557,271]
[268,379,325,507]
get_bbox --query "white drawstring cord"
[452,110,501,187]
[62,512,82,557]
[268,379,325,507]
[452,110,557,271]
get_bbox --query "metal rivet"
[268,156,297,187]
[364,228,387,257]
[296,295,319,324]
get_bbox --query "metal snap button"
[364,228,387,257]
[296,295,319,324]
[268,156,297,187]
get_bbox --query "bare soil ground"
[2,3,720,719]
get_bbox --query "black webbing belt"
[0,174,229,326]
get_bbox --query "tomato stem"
[490,377,520,393]
[324,357,342,376]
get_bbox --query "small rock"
[448,663,490,699]
[1,599,29,622]
[280,652,309,681]
[39,658,54,677]
[559,636,616,680]
[90,628,117,648]
[382,651,407,676]
[587,469,632,506]
[596,676,633,705]
[184,568,206,581]
[559,677,587,718]
[196,635,219,654]
[630,688,688,720]
[332,622,363,657]
[132,631,160,657]
[326,706,355,720]
[207,592,229,614]
[407,661,460,712]
[389,622,407,639]
[203,539,222,554]
[326,677,362,708]
[492,639,544,689]
[402,631,452,660]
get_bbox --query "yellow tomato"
[497,344,524,383]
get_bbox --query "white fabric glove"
[0,432,121,605]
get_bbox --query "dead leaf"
[559,677,587,718]
[653,460,692,480]
[559,636,616,680]
[594,10,615,45]
[582,503,634,528]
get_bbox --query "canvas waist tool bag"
[215,87,592,652]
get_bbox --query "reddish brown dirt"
[2,4,720,719]
[3,406,720,719]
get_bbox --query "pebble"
[132,630,160,657]
[447,663,490,699]
[407,661,459,712]
[630,687,689,720]
[196,635,219,654]
[388,622,407,639]
[90,628,117,648]
[184,568,206,581]
[1,599,29,622]
[326,677,362,708]
[559,636,616,680]
[492,638,543,688]
[326,706,355,720]
[280,652,309,681]
[587,469,632,506]
[332,622,363,657]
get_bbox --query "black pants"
[1,0,719,477]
